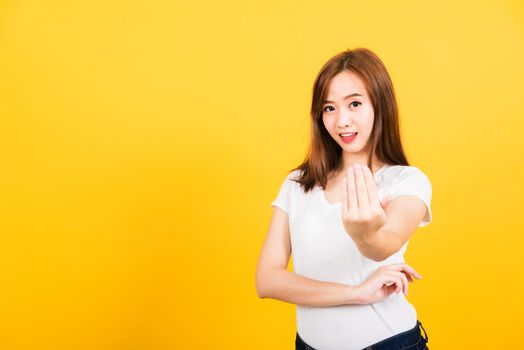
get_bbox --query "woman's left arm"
[341,164,427,262]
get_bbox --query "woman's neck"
[333,157,385,177]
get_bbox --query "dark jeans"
[295,319,429,350]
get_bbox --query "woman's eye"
[323,102,360,113]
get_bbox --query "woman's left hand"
[342,164,391,244]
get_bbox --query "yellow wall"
[0,0,523,349]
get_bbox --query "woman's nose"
[336,113,353,129]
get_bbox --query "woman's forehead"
[327,71,367,96]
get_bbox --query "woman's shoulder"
[380,164,431,185]
[279,169,304,191]
[380,164,433,226]
[287,168,303,180]
[274,169,303,189]
[382,164,429,177]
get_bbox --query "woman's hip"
[295,319,429,350]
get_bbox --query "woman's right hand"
[352,263,422,304]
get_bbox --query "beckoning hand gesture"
[341,164,392,244]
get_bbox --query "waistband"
[362,320,428,350]
[296,320,428,350]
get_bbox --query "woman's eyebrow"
[323,93,363,104]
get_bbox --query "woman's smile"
[340,132,358,143]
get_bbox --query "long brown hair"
[290,47,409,193]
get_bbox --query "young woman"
[255,48,432,350]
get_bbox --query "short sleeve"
[270,170,299,214]
[390,167,433,227]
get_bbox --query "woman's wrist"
[346,284,365,305]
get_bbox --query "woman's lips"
[340,132,357,143]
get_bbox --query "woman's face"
[322,70,375,157]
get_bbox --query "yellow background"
[0,0,523,349]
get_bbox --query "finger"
[395,277,403,294]
[402,264,423,279]
[385,284,398,297]
[397,271,409,296]
[403,271,414,283]
[342,176,349,213]
[353,164,370,211]
[389,263,423,279]
[385,267,416,285]
[381,271,399,290]
[362,165,381,209]
[387,271,405,293]
[347,167,358,211]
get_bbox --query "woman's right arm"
[255,206,363,307]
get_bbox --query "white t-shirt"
[270,164,432,350]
